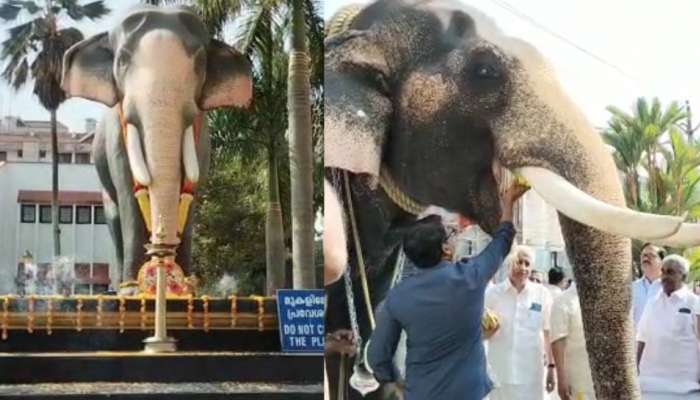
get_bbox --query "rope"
[343,171,375,329]
[379,167,427,216]
[326,4,363,37]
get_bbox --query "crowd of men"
[365,182,700,400]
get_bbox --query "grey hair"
[504,245,536,271]
[662,254,690,276]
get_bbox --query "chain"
[343,267,363,368]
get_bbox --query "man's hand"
[546,366,556,393]
[557,378,572,400]
[500,180,530,223]
[382,381,405,400]
[325,329,357,356]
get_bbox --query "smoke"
[215,274,238,297]
[21,256,75,296]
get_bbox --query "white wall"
[0,162,115,294]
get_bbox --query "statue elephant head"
[325,1,700,398]
[61,7,252,255]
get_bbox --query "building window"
[39,150,46,158]
[0,151,6,161]
[94,206,106,224]
[93,284,109,294]
[58,153,72,164]
[20,204,36,223]
[75,153,90,164]
[59,206,73,224]
[39,205,52,223]
[76,206,91,224]
[17,149,23,158]
[74,284,91,295]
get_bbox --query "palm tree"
[0,0,109,259]
[195,0,323,293]
[604,97,687,211]
[288,0,315,288]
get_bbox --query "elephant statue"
[61,6,252,286]
[324,1,700,399]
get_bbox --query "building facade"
[0,116,116,295]
[0,116,96,164]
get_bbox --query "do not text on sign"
[276,289,325,353]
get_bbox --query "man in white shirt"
[546,266,567,299]
[486,245,555,400]
[632,243,665,328]
[550,283,596,400]
[636,255,700,399]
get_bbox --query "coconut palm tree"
[604,97,687,212]
[0,0,109,258]
[194,0,322,293]
[288,0,316,288]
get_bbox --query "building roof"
[19,120,69,131]
[17,190,102,205]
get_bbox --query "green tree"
[0,0,109,258]
[193,0,323,294]
[191,153,267,295]
[604,97,700,273]
[604,97,686,212]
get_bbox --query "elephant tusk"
[650,223,700,247]
[183,125,199,184]
[517,166,686,241]
[126,124,152,186]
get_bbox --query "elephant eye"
[471,63,500,80]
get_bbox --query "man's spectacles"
[444,227,458,242]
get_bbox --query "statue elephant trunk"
[140,115,186,246]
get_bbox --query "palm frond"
[0,0,41,20]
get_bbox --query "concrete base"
[143,336,177,353]
[0,352,323,384]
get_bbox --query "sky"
[324,0,700,130]
[0,1,140,132]
[2,1,700,132]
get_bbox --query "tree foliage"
[604,97,700,278]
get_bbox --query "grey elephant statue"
[323,1,700,399]
[61,6,252,289]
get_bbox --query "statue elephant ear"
[199,39,253,111]
[325,29,391,177]
[61,32,119,107]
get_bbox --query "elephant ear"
[199,39,253,111]
[61,32,119,106]
[325,29,391,177]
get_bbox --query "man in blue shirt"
[367,182,528,400]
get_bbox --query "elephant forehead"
[111,7,209,56]
[399,71,457,125]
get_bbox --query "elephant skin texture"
[323,1,661,399]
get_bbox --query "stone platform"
[0,352,323,399]
[0,295,324,398]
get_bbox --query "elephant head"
[61,6,252,249]
[325,1,700,398]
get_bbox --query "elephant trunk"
[493,53,641,398]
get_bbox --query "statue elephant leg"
[93,117,124,279]
[102,108,148,282]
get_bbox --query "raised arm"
[456,181,528,285]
